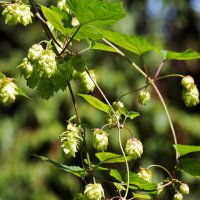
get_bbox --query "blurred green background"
[0,0,200,199]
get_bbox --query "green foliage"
[101,30,153,55]
[79,94,110,113]
[174,144,200,157]
[96,152,135,164]
[178,158,200,179]
[1,0,200,199]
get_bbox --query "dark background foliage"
[0,0,200,199]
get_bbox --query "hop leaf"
[93,129,109,152]
[84,183,104,200]
[60,123,82,158]
[2,3,33,26]
[125,138,143,159]
[137,167,152,182]
[138,90,151,105]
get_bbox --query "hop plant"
[174,193,183,200]
[182,86,199,107]
[80,71,96,93]
[60,123,82,157]
[2,3,33,26]
[0,79,18,105]
[84,183,104,200]
[125,138,143,159]
[93,129,109,152]
[138,90,151,105]
[137,167,152,182]
[180,183,189,195]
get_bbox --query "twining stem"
[85,68,130,199]
[102,38,179,160]
[147,164,173,180]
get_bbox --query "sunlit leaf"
[156,49,200,60]
[16,87,30,99]
[113,183,126,191]
[134,193,151,199]
[126,173,157,193]
[102,30,153,55]
[174,144,200,157]
[110,169,122,181]
[40,5,70,35]
[92,42,118,53]
[79,94,110,113]
[178,158,200,179]
[96,152,135,164]
[66,0,125,27]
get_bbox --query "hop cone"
[125,138,143,159]
[93,129,108,152]
[84,183,104,200]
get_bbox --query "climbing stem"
[85,68,130,198]
[102,38,179,160]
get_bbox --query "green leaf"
[79,94,110,113]
[96,152,136,164]
[156,49,200,60]
[16,87,30,99]
[32,155,86,178]
[134,193,151,199]
[37,78,55,99]
[119,107,140,119]
[113,182,126,191]
[110,169,122,181]
[174,144,200,157]
[92,42,118,53]
[178,158,200,179]
[102,30,153,55]
[127,173,157,193]
[66,0,125,27]
[40,5,69,35]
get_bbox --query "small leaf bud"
[84,183,104,200]
[93,129,108,152]
[138,90,151,105]
[181,75,195,91]
[125,138,143,159]
[174,193,183,200]
[180,183,189,195]
[137,167,152,182]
